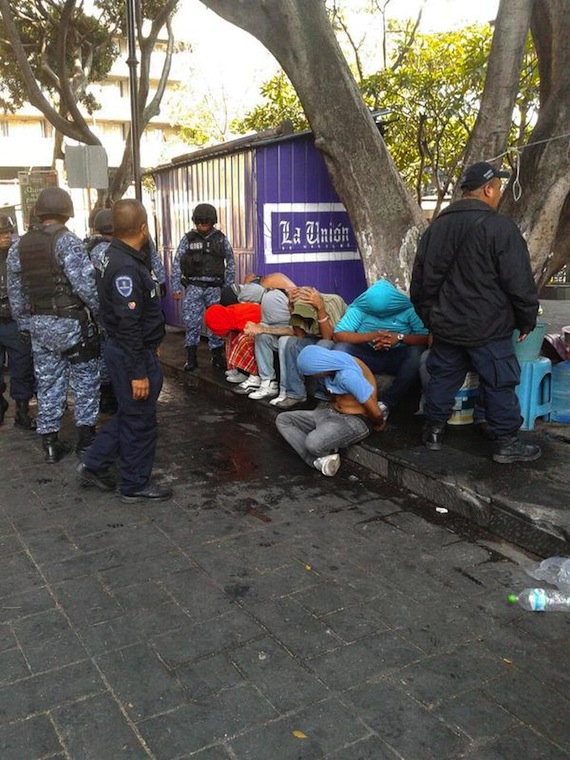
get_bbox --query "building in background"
[0,34,191,236]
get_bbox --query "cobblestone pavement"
[0,376,568,760]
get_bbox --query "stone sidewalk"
[0,372,569,758]
[160,328,570,559]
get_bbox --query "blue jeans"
[254,333,280,381]
[277,336,335,398]
[276,405,370,467]
[425,336,522,437]
[333,342,424,409]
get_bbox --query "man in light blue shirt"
[333,279,429,419]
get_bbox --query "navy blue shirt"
[97,239,165,380]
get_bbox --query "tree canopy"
[0,0,179,201]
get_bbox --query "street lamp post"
[126,0,142,200]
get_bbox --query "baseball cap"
[459,161,510,191]
[289,301,317,329]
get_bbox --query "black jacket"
[97,239,165,380]
[410,199,538,346]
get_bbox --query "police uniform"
[7,224,100,454]
[0,234,36,428]
[81,238,165,497]
[171,228,235,351]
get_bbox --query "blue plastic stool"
[515,357,552,430]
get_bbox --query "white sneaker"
[274,396,307,409]
[269,393,287,406]
[226,369,249,384]
[314,454,341,477]
[237,375,261,391]
[249,379,279,400]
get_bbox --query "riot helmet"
[34,187,74,220]
[192,203,217,225]
[94,209,113,235]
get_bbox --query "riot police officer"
[0,214,36,429]
[171,203,235,371]
[77,199,172,503]
[7,188,100,462]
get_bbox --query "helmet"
[192,203,217,224]
[0,214,14,233]
[93,209,113,235]
[35,187,74,219]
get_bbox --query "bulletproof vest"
[86,234,109,254]
[0,245,11,319]
[19,223,86,318]
[180,229,225,284]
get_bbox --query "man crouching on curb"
[276,344,385,476]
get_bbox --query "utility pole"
[126,0,142,200]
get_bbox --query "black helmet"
[35,187,74,219]
[192,203,217,224]
[0,214,14,233]
[94,209,113,235]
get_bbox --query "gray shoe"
[274,396,307,409]
[314,454,341,477]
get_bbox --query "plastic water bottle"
[507,588,570,612]
[551,359,570,423]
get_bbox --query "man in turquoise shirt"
[333,279,429,419]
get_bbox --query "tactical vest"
[86,234,109,254]
[180,229,225,285]
[0,246,11,319]
[19,223,86,318]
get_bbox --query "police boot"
[99,384,118,415]
[14,399,36,431]
[422,420,446,451]
[210,346,227,371]
[75,425,97,457]
[0,395,8,425]
[492,435,542,464]
[184,345,198,372]
[42,433,73,464]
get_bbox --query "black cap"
[459,161,510,191]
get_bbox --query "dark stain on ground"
[224,584,250,601]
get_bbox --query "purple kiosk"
[150,130,367,328]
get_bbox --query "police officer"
[7,188,100,463]
[171,203,235,371]
[0,214,36,429]
[85,209,117,415]
[77,199,172,503]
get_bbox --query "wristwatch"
[397,333,405,344]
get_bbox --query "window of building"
[0,120,8,137]
[119,80,129,98]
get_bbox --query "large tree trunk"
[501,0,570,288]
[200,0,427,288]
[458,0,534,183]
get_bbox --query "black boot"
[0,395,8,425]
[99,384,118,415]
[14,399,36,430]
[42,433,72,464]
[492,435,542,464]
[76,425,97,456]
[184,345,198,372]
[422,420,446,451]
[211,346,227,371]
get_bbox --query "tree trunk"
[200,0,427,288]
[501,0,570,287]
[457,0,534,187]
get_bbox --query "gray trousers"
[276,405,371,467]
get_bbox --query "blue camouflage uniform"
[0,241,35,406]
[7,228,100,436]
[82,238,165,496]
[171,229,235,350]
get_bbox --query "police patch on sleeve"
[115,275,133,298]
